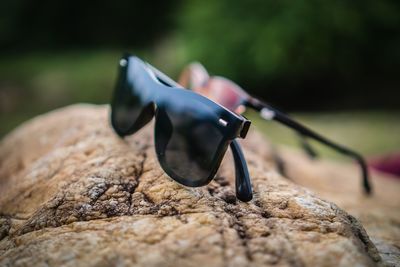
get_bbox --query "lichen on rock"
[0,104,384,266]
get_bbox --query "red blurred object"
[178,62,249,114]
[369,153,400,178]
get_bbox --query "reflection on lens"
[112,59,146,134]
[155,101,229,185]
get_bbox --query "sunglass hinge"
[239,120,251,138]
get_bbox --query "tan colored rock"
[280,148,400,266]
[239,122,400,266]
[0,104,384,266]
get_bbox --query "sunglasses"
[110,55,253,202]
[179,63,372,195]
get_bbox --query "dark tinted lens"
[111,59,151,135]
[155,101,229,186]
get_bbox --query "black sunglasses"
[179,63,372,195]
[110,55,253,202]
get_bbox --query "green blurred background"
[1,0,399,158]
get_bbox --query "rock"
[279,147,400,266]
[239,123,400,267]
[0,104,383,267]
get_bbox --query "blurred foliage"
[0,0,399,154]
[0,0,177,50]
[178,0,400,110]
[1,0,399,111]
[0,51,119,135]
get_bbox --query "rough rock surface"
[280,148,400,267]
[242,124,400,267]
[0,104,384,267]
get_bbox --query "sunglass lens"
[111,58,153,135]
[155,100,230,186]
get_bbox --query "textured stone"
[0,104,384,266]
[279,147,400,267]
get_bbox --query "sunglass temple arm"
[246,98,372,195]
[231,140,253,202]
[299,134,319,159]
